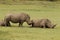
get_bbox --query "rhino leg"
[19,21,24,27]
[5,21,11,26]
[41,25,46,28]
[7,22,11,26]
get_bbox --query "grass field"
[0,1,60,40]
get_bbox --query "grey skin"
[30,20,40,28]
[30,19,56,28]
[0,20,5,26]
[4,13,31,27]
[39,19,56,28]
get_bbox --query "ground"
[0,1,60,40]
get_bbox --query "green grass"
[0,0,60,5]
[0,1,60,40]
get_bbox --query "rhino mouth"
[28,22,33,25]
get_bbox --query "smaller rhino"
[30,19,56,28]
[0,20,5,26]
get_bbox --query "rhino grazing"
[4,13,31,27]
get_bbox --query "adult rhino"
[30,19,56,28]
[4,13,31,27]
